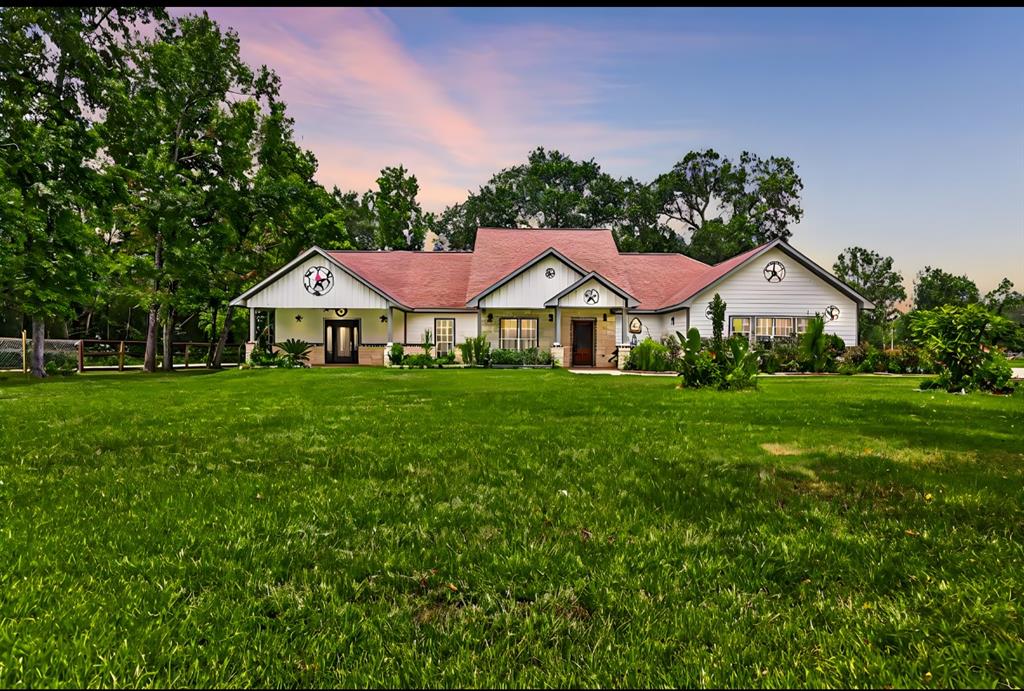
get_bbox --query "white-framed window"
[774,317,794,339]
[498,317,539,350]
[731,317,751,338]
[795,317,810,335]
[435,318,455,356]
[755,317,773,338]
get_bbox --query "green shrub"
[404,353,434,368]
[274,338,312,366]
[800,315,829,372]
[489,348,552,366]
[44,358,77,376]
[420,329,434,359]
[436,351,457,365]
[626,338,672,371]
[250,348,283,367]
[910,304,1018,392]
[676,328,720,388]
[720,336,758,390]
[388,343,404,366]
[458,335,490,366]
[837,362,859,376]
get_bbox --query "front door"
[571,319,595,367]
[324,319,359,363]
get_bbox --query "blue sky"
[193,7,1023,293]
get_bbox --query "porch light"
[486,313,493,323]
[670,317,675,325]
[547,313,553,322]
[602,313,607,321]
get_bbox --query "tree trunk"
[206,304,218,366]
[211,305,235,369]
[143,234,163,372]
[162,306,175,371]
[30,318,46,378]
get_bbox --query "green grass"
[0,369,1022,688]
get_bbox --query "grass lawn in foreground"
[0,369,1021,687]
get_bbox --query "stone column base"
[550,344,565,367]
[244,341,257,363]
[616,343,631,370]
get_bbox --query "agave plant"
[275,338,313,366]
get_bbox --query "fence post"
[21,330,27,374]
[77,340,84,373]
[184,344,189,369]
[118,341,125,371]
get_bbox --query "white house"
[231,227,873,368]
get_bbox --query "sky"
[177,7,1023,293]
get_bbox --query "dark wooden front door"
[571,319,595,367]
[325,319,359,363]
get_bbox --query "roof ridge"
[476,226,613,232]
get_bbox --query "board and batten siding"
[555,278,626,309]
[478,256,582,308]
[687,248,858,344]
[272,308,397,345]
[246,256,389,309]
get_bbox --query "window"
[435,318,455,356]
[739,316,804,342]
[731,317,751,338]
[498,317,539,350]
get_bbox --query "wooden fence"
[76,339,244,372]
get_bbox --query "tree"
[103,12,277,371]
[655,149,804,264]
[909,304,1016,392]
[984,278,1024,319]
[707,293,726,354]
[364,165,429,250]
[833,246,907,345]
[0,7,163,377]
[913,266,980,311]
[432,148,626,250]
[612,178,684,253]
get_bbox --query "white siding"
[687,248,859,345]
[246,256,389,309]
[556,278,626,309]
[403,312,479,346]
[627,309,689,343]
[479,256,582,308]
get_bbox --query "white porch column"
[620,309,628,343]
[386,304,394,342]
[554,306,562,344]
[249,307,256,342]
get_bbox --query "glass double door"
[325,320,359,364]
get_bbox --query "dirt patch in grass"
[760,442,804,456]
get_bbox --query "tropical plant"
[720,335,759,390]
[675,328,720,388]
[275,338,312,366]
[388,342,404,366]
[458,335,490,366]
[420,329,434,359]
[799,315,829,372]
[909,304,1017,392]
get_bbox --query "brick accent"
[358,345,385,366]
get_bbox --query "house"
[230,227,874,368]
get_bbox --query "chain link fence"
[0,336,81,371]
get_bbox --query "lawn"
[0,369,1021,688]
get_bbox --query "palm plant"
[275,338,312,366]
[799,315,828,372]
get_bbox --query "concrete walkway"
[1013,367,1024,380]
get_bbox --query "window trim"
[497,316,540,351]
[434,317,455,356]
[729,314,820,344]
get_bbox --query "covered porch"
[247,307,400,366]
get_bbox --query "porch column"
[620,308,628,343]
[554,306,562,344]
[386,304,394,342]
[249,307,256,342]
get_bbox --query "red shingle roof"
[325,228,769,311]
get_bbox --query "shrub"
[837,362,859,376]
[420,329,434,359]
[403,353,434,368]
[972,352,1014,393]
[489,348,552,366]
[250,348,283,367]
[274,338,312,366]
[708,293,726,354]
[800,315,829,372]
[44,358,77,376]
[676,328,720,388]
[910,304,1017,392]
[458,335,490,366]
[436,351,457,365]
[661,333,682,368]
[388,343,404,366]
[720,336,758,390]
[626,338,672,371]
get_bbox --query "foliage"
[419,329,434,359]
[984,277,1024,319]
[625,338,672,372]
[720,335,759,390]
[799,316,829,373]
[707,293,726,352]
[913,266,980,311]
[909,304,1017,392]
[274,338,312,366]
[489,348,553,366]
[656,149,804,263]
[364,165,431,250]
[833,246,906,345]
[249,347,283,367]
[458,335,490,366]
[402,353,434,369]
[675,328,720,388]
[435,351,457,365]
[387,342,404,366]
